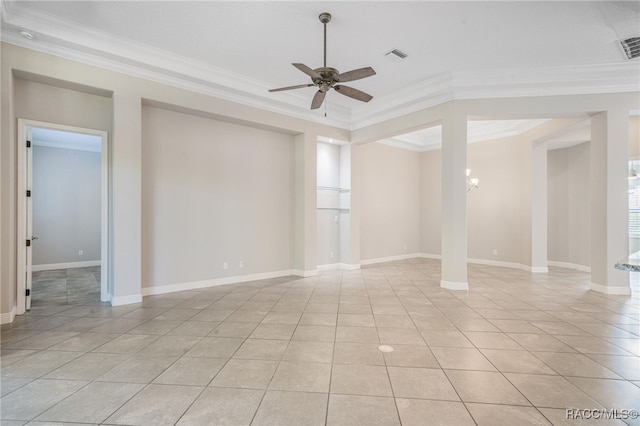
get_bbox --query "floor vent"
[619,37,640,60]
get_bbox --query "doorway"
[17,120,110,313]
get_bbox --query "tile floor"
[1,259,639,425]
[31,266,103,306]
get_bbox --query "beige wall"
[141,105,295,288]
[14,79,112,130]
[420,149,441,255]
[419,136,525,264]
[32,146,102,265]
[547,143,591,267]
[631,116,640,159]
[468,137,524,263]
[547,148,570,262]
[360,143,421,261]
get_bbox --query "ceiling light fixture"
[18,29,34,40]
[467,169,479,192]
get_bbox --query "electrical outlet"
[334,215,338,223]
[330,251,334,259]
[403,244,407,251]
[239,261,244,268]
[78,250,83,256]
[223,262,228,270]
[493,249,498,256]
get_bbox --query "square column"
[110,92,143,305]
[343,143,361,268]
[590,110,630,295]
[441,109,468,290]
[294,133,317,276]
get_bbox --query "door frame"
[17,119,110,314]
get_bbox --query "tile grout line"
[247,275,311,426]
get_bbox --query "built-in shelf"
[317,186,350,193]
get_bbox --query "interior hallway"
[1,259,639,425]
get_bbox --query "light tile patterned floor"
[2,259,639,425]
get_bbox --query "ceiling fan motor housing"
[313,66,339,89]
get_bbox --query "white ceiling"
[2,1,639,139]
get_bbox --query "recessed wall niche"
[317,140,351,267]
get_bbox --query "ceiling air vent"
[619,37,640,60]
[385,49,408,61]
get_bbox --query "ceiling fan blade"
[336,67,376,83]
[311,90,327,110]
[269,83,315,92]
[334,85,373,103]
[293,63,321,80]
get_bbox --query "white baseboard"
[0,306,16,324]
[339,263,361,271]
[422,254,551,273]
[590,282,632,295]
[110,294,143,306]
[547,261,591,273]
[363,253,528,270]
[467,257,547,272]
[422,253,528,270]
[325,253,591,275]
[360,253,424,266]
[530,266,549,273]
[317,263,361,272]
[142,269,303,297]
[440,280,469,291]
[317,263,340,272]
[32,260,101,272]
[292,269,318,278]
[419,253,442,260]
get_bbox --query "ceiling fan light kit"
[269,12,376,110]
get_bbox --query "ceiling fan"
[269,12,376,110]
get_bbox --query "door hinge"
[26,190,31,197]
[26,239,31,247]
[25,289,30,296]
[26,140,31,148]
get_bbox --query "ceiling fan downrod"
[319,12,331,68]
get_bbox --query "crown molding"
[2,2,639,133]
[453,61,640,99]
[350,72,454,130]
